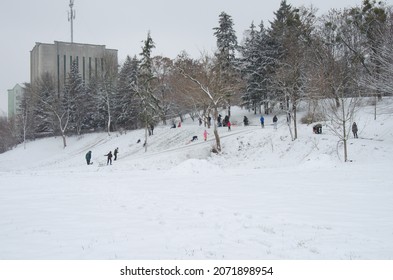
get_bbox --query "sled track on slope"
[121,127,260,161]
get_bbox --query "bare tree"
[99,53,118,136]
[178,54,232,152]
[322,95,361,162]
[310,9,364,161]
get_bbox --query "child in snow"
[260,116,265,128]
[105,151,113,165]
[203,130,208,141]
[227,121,231,131]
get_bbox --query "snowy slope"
[0,99,392,259]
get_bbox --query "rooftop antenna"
[68,0,76,43]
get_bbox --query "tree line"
[1,0,392,157]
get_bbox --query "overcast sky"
[0,0,372,116]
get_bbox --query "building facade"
[7,84,24,119]
[30,41,118,93]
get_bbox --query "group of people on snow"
[242,114,278,129]
[85,147,119,166]
[84,113,360,166]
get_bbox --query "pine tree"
[135,31,160,151]
[213,11,240,116]
[64,60,87,135]
[115,55,140,129]
[33,73,57,136]
[268,1,313,140]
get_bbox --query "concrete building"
[30,41,118,93]
[7,84,24,119]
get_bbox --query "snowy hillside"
[0,99,392,259]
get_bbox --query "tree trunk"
[342,103,348,162]
[144,121,148,152]
[106,91,111,136]
[62,132,67,148]
[213,106,221,152]
[293,103,297,140]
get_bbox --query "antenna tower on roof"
[68,0,76,43]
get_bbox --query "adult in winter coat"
[217,114,222,127]
[85,151,92,165]
[243,116,249,126]
[352,122,358,138]
[114,148,119,161]
[260,116,265,128]
[223,115,229,127]
[105,151,113,165]
[273,115,278,130]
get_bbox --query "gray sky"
[0,0,369,116]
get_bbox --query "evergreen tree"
[64,60,87,135]
[240,22,272,114]
[213,11,240,116]
[136,31,160,151]
[214,11,238,69]
[33,73,57,136]
[115,55,140,129]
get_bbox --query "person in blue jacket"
[260,116,265,128]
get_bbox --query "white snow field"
[0,99,392,260]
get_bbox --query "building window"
[83,57,86,81]
[64,55,67,85]
[89,57,92,80]
[57,55,60,94]
[95,58,98,78]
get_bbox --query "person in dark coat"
[85,151,92,165]
[114,148,119,161]
[243,116,249,126]
[105,151,113,165]
[352,122,358,138]
[273,115,278,130]
[223,115,229,127]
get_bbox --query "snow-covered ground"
[0,99,392,260]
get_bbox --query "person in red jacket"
[227,121,231,131]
